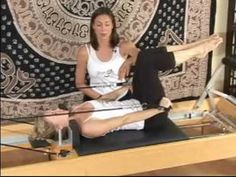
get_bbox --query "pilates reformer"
[1,97,236,175]
[39,57,236,158]
[1,102,236,175]
[49,57,236,158]
[1,58,236,176]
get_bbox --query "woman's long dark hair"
[90,7,120,50]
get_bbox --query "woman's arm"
[98,85,131,101]
[118,40,140,80]
[75,46,101,99]
[119,40,140,64]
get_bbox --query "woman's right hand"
[118,59,133,80]
[118,40,140,80]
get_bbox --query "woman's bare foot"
[196,36,223,58]
[166,34,220,53]
[196,34,219,44]
[193,34,220,49]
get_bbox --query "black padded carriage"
[30,114,188,156]
[69,115,188,156]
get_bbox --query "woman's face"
[92,14,113,41]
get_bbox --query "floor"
[131,157,236,176]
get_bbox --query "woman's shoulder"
[77,44,90,57]
[118,39,133,48]
[118,39,137,56]
[76,44,91,63]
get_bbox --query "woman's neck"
[97,38,111,49]
[95,42,114,62]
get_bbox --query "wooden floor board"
[131,157,236,176]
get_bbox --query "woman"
[76,7,139,101]
[76,7,222,102]
[45,33,223,139]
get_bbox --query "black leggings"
[132,46,176,105]
[131,47,176,129]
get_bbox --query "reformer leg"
[193,61,225,109]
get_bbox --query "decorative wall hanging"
[1,0,216,119]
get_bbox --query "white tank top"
[87,99,144,131]
[86,44,126,95]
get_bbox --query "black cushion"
[71,116,188,156]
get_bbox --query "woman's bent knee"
[80,124,107,138]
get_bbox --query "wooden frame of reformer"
[1,99,236,176]
[1,133,236,176]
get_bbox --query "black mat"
[71,117,188,156]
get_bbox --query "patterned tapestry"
[1,0,216,119]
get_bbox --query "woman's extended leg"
[166,34,219,52]
[171,36,223,65]
[132,35,223,105]
[78,97,172,138]
[79,108,163,138]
